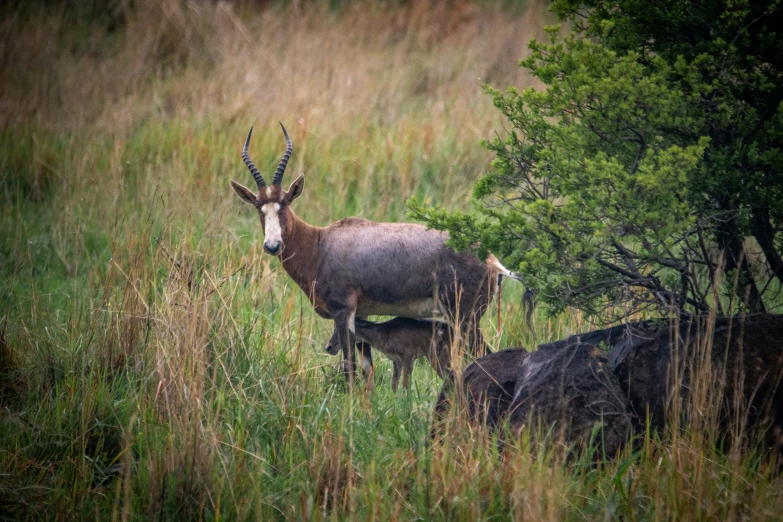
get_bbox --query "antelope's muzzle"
[264,241,281,255]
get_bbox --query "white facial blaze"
[261,203,282,250]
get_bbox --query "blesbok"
[230,123,521,384]
[326,317,453,392]
[323,258,529,391]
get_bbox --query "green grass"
[1,2,782,520]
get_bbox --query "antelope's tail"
[486,255,535,327]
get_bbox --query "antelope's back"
[319,221,449,316]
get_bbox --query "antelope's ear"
[230,180,257,205]
[286,174,305,203]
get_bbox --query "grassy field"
[2,1,782,520]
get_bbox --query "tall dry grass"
[1,1,782,520]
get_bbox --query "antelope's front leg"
[331,308,357,387]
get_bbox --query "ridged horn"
[272,122,293,186]
[242,127,266,189]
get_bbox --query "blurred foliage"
[3,0,131,30]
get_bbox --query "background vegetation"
[413,0,783,322]
[1,1,782,520]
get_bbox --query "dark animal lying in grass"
[434,314,783,456]
[431,345,631,458]
[507,342,631,457]
[326,317,453,392]
[432,348,529,430]
[608,314,783,449]
[431,325,637,435]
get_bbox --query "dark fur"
[432,348,528,434]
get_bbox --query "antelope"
[230,123,525,385]
[323,257,528,392]
[325,317,453,392]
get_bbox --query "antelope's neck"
[356,325,390,350]
[278,209,323,301]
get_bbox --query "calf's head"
[325,328,342,356]
[230,123,305,256]
[326,324,369,356]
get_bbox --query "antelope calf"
[326,317,453,392]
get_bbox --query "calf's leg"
[402,358,414,391]
[357,341,374,392]
[391,362,401,393]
